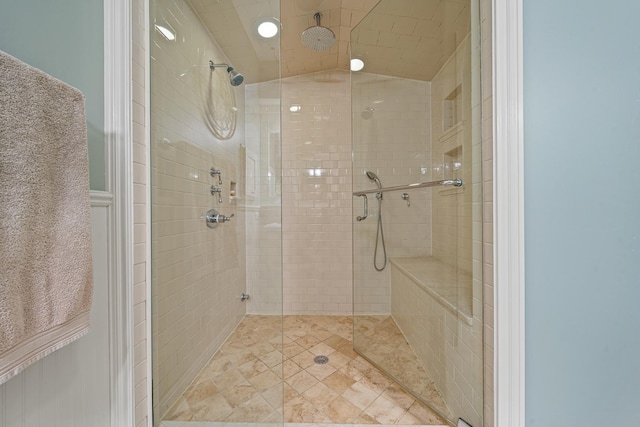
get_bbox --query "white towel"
[0,50,93,384]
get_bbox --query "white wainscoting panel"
[0,196,112,427]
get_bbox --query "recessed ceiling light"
[350,58,365,72]
[257,18,279,39]
[289,105,301,112]
[155,24,175,41]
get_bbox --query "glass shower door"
[351,1,484,425]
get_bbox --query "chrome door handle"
[356,194,368,221]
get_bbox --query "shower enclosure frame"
[133,0,527,425]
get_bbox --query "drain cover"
[313,355,329,365]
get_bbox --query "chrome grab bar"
[353,178,462,197]
[356,194,368,221]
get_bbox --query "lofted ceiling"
[187,0,470,84]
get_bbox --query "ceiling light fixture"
[350,58,365,72]
[257,18,279,39]
[155,24,175,41]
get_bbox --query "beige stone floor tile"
[322,370,356,394]
[219,382,259,408]
[212,368,248,391]
[221,348,257,366]
[282,341,307,358]
[237,358,269,379]
[341,381,380,411]
[284,395,320,423]
[352,412,378,424]
[358,365,392,394]
[250,369,281,392]
[261,383,284,410]
[164,396,192,420]
[364,395,407,424]
[302,381,339,409]
[321,395,362,424]
[291,350,316,369]
[162,315,451,425]
[282,359,303,378]
[203,356,234,379]
[305,361,338,381]
[408,400,447,424]
[260,349,284,368]
[309,329,335,341]
[327,349,353,369]
[223,394,274,422]
[286,370,319,394]
[294,334,321,350]
[189,390,233,421]
[308,342,336,357]
[324,334,351,350]
[398,410,428,425]
[382,383,416,410]
[184,379,218,407]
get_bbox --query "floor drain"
[313,355,329,365]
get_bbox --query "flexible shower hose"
[373,193,387,271]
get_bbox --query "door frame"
[105,1,135,426]
[492,0,525,426]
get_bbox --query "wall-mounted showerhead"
[366,171,382,189]
[301,12,336,51]
[209,60,244,86]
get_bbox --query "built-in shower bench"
[390,256,473,326]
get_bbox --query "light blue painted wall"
[524,1,640,425]
[0,0,105,190]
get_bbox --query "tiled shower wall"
[352,74,433,314]
[281,70,353,315]
[150,0,247,420]
[244,81,282,315]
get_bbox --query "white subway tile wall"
[150,0,248,420]
[352,73,433,315]
[244,82,283,316]
[281,70,353,315]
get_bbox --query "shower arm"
[209,60,231,71]
[353,178,463,197]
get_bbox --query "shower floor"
[163,315,447,425]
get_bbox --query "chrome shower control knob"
[205,209,234,228]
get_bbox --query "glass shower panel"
[150,0,282,425]
[351,1,483,425]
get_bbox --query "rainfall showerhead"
[366,171,382,189]
[301,12,336,51]
[209,60,244,86]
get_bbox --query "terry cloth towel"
[0,50,93,385]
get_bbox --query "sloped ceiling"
[187,0,470,84]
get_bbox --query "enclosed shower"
[150,0,485,426]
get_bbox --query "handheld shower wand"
[365,171,387,271]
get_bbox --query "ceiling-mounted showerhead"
[366,171,382,189]
[301,12,336,51]
[209,60,244,86]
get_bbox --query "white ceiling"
[186,0,471,84]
